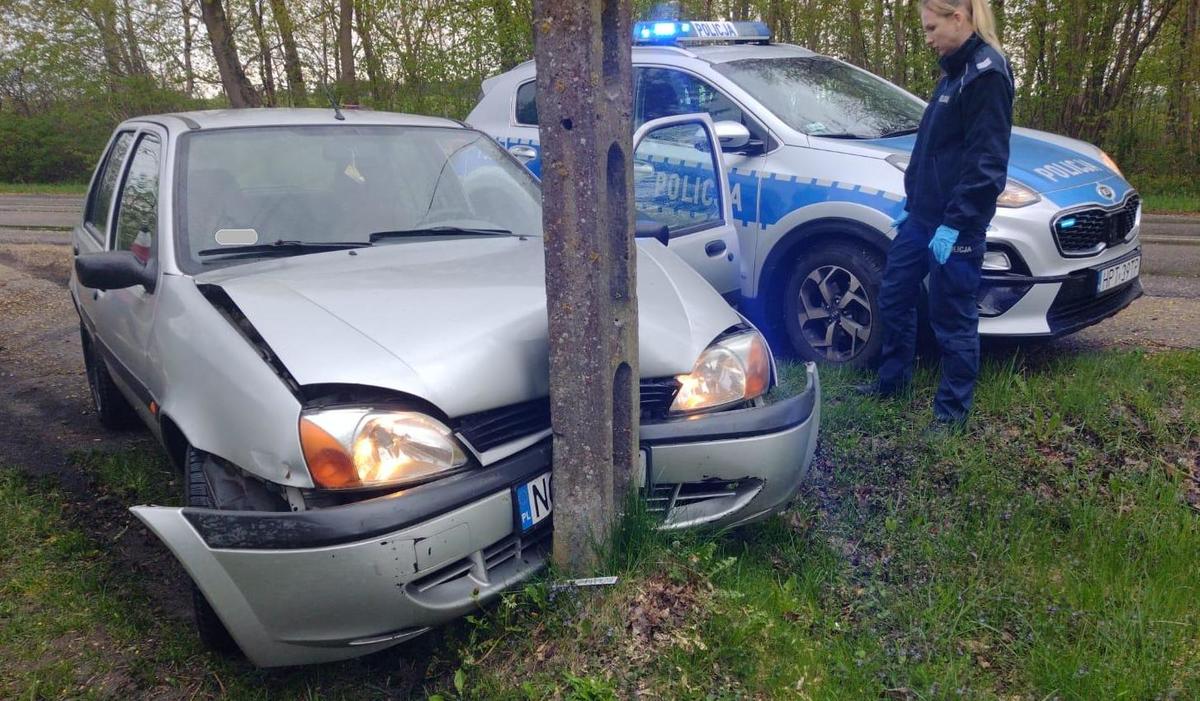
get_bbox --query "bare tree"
[338,0,357,101]
[268,0,306,102]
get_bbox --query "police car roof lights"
[633,20,771,46]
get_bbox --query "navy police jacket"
[904,34,1014,243]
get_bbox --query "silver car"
[70,108,820,667]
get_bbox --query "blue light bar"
[632,20,772,45]
[1060,217,1077,229]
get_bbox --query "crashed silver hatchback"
[69,108,820,667]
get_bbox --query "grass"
[0,182,88,195]
[2,348,1199,699]
[1127,173,1200,214]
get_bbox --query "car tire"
[79,324,140,430]
[782,242,885,368]
[184,446,241,657]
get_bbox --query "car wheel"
[79,324,140,429]
[184,446,241,657]
[783,242,884,367]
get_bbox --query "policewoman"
[873,0,1014,429]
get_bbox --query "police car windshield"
[714,57,924,139]
[175,125,543,272]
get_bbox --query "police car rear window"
[515,81,538,125]
[714,57,923,139]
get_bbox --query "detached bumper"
[133,364,820,667]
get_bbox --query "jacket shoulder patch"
[976,57,992,70]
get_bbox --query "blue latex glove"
[929,225,959,265]
[890,210,908,229]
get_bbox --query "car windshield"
[176,125,542,271]
[714,57,925,139]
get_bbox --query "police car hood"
[861,126,1127,198]
[196,236,738,418]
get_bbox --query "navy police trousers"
[877,215,984,423]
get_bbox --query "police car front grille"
[456,379,682,453]
[1053,194,1139,256]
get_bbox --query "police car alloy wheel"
[783,242,884,367]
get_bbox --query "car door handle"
[705,240,727,257]
[508,145,537,162]
[634,161,654,175]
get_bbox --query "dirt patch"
[0,243,72,286]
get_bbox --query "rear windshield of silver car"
[174,125,543,272]
[713,57,925,139]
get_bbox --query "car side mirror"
[75,251,156,292]
[634,218,670,247]
[713,121,751,151]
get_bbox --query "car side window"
[635,68,746,126]
[634,121,723,236]
[113,134,161,264]
[515,80,538,126]
[84,132,134,240]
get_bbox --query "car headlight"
[670,329,771,415]
[996,179,1040,208]
[299,409,469,489]
[1098,149,1123,177]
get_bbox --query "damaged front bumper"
[133,363,820,667]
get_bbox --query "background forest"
[1,0,1197,193]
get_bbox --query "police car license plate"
[1096,256,1140,294]
[515,472,552,532]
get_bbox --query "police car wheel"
[783,243,884,367]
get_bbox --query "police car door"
[633,114,740,297]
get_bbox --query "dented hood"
[195,236,740,418]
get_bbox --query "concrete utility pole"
[532,0,638,572]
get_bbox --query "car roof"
[122,108,464,134]
[678,41,819,63]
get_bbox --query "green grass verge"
[1127,173,1200,214]
[0,182,88,195]
[2,349,1198,699]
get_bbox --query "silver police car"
[70,108,820,666]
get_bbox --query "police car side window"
[634,122,723,236]
[85,131,134,241]
[636,68,744,126]
[113,134,161,264]
[515,80,538,126]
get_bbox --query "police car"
[468,20,1143,367]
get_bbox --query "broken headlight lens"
[670,329,772,415]
[300,409,468,490]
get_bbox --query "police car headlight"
[670,330,771,415]
[996,179,1040,208]
[1098,149,1124,177]
[300,409,469,490]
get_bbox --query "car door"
[75,130,135,332]
[633,114,740,297]
[501,78,543,176]
[82,128,166,423]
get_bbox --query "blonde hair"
[922,0,1003,54]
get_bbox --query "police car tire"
[184,446,242,657]
[782,243,885,368]
[80,324,140,430]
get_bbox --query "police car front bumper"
[978,200,1143,337]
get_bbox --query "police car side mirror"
[635,218,670,247]
[714,121,751,151]
[75,251,157,292]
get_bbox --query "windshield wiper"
[368,226,513,243]
[878,127,920,138]
[198,240,371,259]
[811,132,868,140]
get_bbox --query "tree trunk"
[268,0,306,102]
[338,0,357,102]
[251,0,276,105]
[534,0,638,573]
[182,0,196,96]
[120,0,151,76]
[200,0,262,107]
[355,0,385,103]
